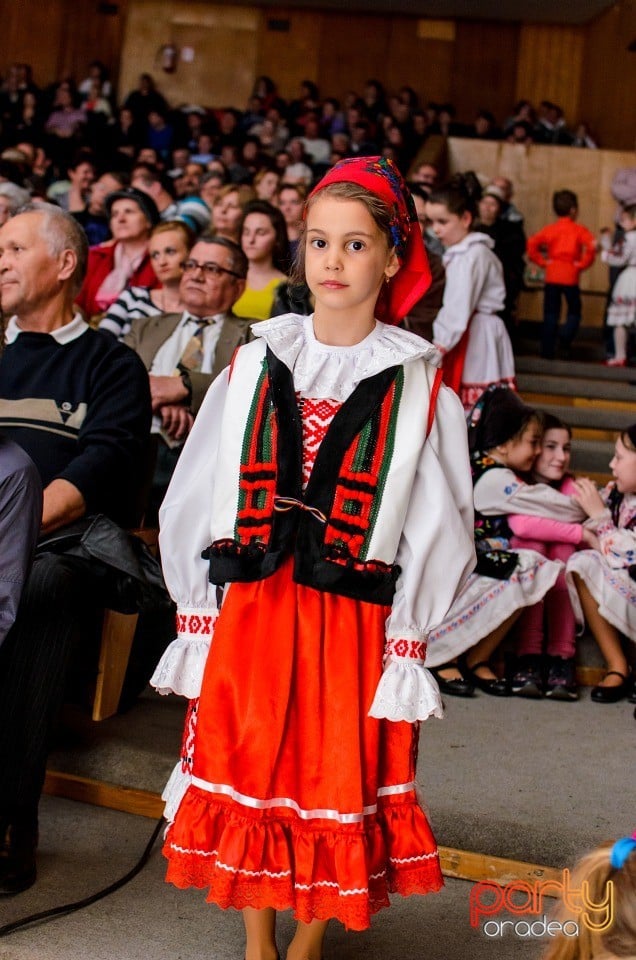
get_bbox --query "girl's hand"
[581,527,600,551]
[573,477,607,519]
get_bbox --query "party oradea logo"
[469,870,614,940]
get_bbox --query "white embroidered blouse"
[151,313,476,723]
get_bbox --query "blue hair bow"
[610,834,636,869]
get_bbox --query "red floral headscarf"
[307,156,432,324]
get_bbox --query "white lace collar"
[251,313,438,402]
[443,230,494,266]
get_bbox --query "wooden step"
[517,373,636,405]
[516,355,636,384]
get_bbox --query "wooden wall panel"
[582,0,636,150]
[385,22,454,106]
[452,20,519,125]
[119,1,259,109]
[256,9,322,101]
[315,13,390,102]
[515,24,585,129]
[3,0,66,84]
[1,0,129,94]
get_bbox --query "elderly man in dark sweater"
[0,205,152,894]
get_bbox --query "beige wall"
[447,138,636,324]
[119,2,260,109]
[1,0,634,150]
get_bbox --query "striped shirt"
[99,286,160,339]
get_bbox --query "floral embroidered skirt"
[566,549,636,642]
[425,549,562,667]
[163,556,443,930]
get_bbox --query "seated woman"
[210,184,256,244]
[99,220,194,339]
[75,186,159,323]
[232,200,289,321]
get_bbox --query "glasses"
[150,247,179,259]
[181,258,242,279]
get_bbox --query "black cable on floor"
[0,816,164,938]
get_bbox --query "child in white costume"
[600,204,636,366]
[426,176,516,410]
[567,426,636,705]
[150,157,475,960]
[426,388,585,695]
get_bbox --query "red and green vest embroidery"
[324,367,403,569]
[231,360,403,564]
[235,360,278,545]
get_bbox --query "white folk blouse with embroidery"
[474,466,587,523]
[151,313,476,723]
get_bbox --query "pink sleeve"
[560,476,578,496]
[508,513,584,544]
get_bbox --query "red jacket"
[75,241,158,319]
[526,217,596,286]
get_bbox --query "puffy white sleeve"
[474,469,586,522]
[432,247,492,354]
[150,369,229,698]
[369,385,476,723]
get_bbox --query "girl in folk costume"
[151,156,475,959]
[426,388,586,698]
[600,203,636,367]
[507,415,592,701]
[425,176,516,410]
[566,427,636,706]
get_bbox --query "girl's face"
[149,229,189,283]
[425,202,472,248]
[241,212,276,263]
[255,171,279,201]
[212,192,242,236]
[610,436,636,494]
[619,209,636,232]
[304,195,399,319]
[533,428,571,483]
[496,422,543,473]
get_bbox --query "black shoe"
[544,656,578,701]
[458,655,511,696]
[0,819,38,896]
[430,664,475,698]
[590,671,630,704]
[511,654,544,698]
[628,675,636,704]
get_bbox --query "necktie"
[175,318,210,374]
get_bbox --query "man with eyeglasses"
[124,235,253,517]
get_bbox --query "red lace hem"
[163,787,443,931]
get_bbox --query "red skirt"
[163,556,443,930]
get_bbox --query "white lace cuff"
[368,638,443,723]
[150,606,218,698]
[162,761,192,823]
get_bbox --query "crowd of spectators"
[0,64,599,214]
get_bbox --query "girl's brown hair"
[290,181,393,285]
[213,183,256,209]
[543,842,636,960]
[150,219,195,250]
